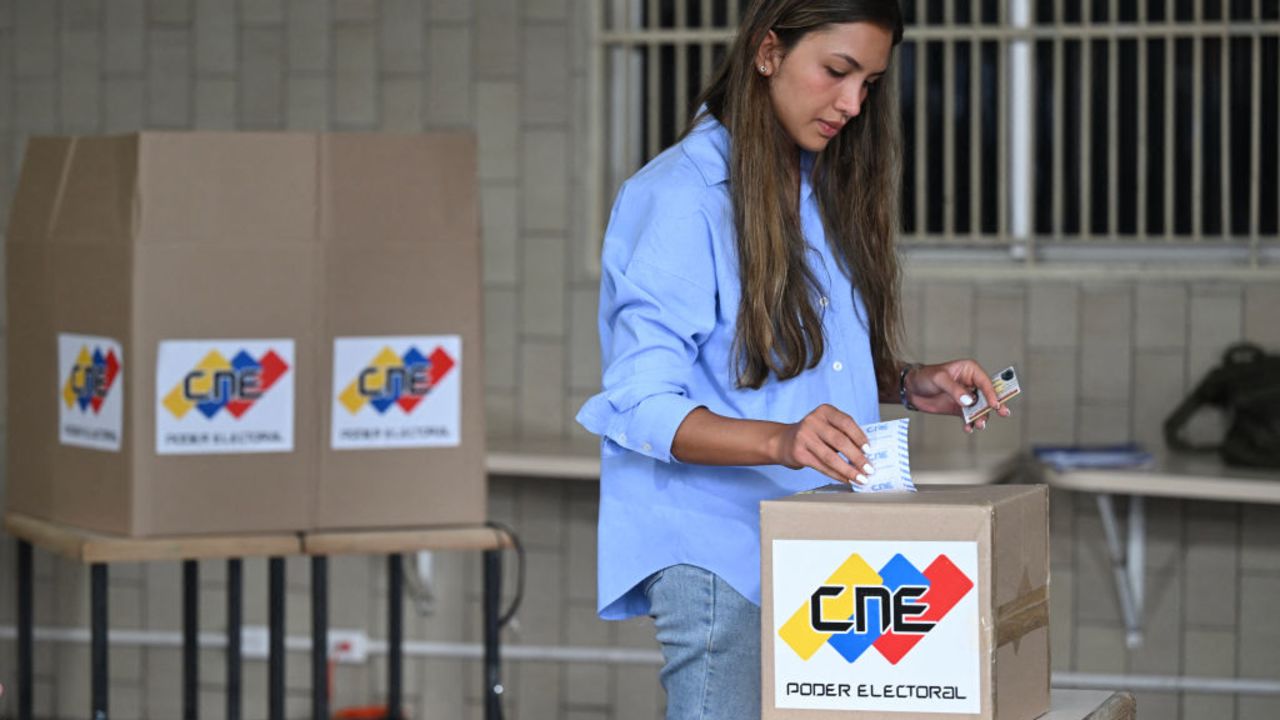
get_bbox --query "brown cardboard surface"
[761,484,1049,720]
[313,132,486,530]
[6,131,485,536]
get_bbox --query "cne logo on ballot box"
[772,540,981,714]
[330,336,462,450]
[58,333,125,452]
[155,339,295,455]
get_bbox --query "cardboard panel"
[138,133,319,245]
[7,137,71,244]
[322,134,478,246]
[4,243,57,518]
[49,136,139,245]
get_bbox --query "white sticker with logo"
[772,539,981,714]
[330,335,462,450]
[58,333,125,452]
[155,339,295,455]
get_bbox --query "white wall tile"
[426,24,473,127]
[194,76,236,129]
[239,0,284,25]
[522,129,568,232]
[475,0,519,78]
[147,28,193,127]
[525,0,568,21]
[148,0,192,26]
[1181,629,1237,718]
[15,0,57,78]
[380,0,425,73]
[429,0,473,22]
[286,0,329,71]
[334,0,378,22]
[1028,283,1079,349]
[239,25,285,128]
[285,72,328,129]
[482,183,520,285]
[1132,349,1186,451]
[1183,502,1240,628]
[103,75,144,132]
[522,23,570,125]
[379,74,423,130]
[1079,285,1132,404]
[1074,623,1127,673]
[1243,282,1280,349]
[195,0,237,74]
[1025,349,1078,444]
[521,235,567,336]
[476,81,520,180]
[333,23,377,128]
[569,286,601,391]
[1135,283,1188,350]
[519,339,566,437]
[105,0,147,74]
[921,283,974,353]
[485,287,518,389]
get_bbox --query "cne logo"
[162,349,290,420]
[779,552,973,665]
[338,345,455,416]
[62,345,121,414]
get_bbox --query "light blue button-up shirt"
[576,114,881,620]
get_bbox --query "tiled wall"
[1,2,1279,719]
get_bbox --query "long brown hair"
[691,0,905,392]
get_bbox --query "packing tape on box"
[995,585,1049,649]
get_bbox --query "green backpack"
[1164,342,1280,469]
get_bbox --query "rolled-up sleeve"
[576,202,718,463]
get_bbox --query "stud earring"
[759,65,768,74]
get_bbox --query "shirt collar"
[682,110,818,204]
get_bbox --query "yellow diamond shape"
[338,347,401,415]
[163,350,230,419]
[778,553,882,661]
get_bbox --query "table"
[1042,453,1280,649]
[6,512,512,720]
[1044,690,1136,719]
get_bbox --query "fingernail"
[960,394,974,406]
[855,474,868,485]
[863,463,875,475]
[861,443,872,454]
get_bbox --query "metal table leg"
[227,558,243,720]
[483,549,503,720]
[1095,494,1147,648]
[184,560,199,720]
[388,554,403,720]
[91,563,109,720]
[17,540,33,720]
[312,556,329,720]
[268,557,285,720]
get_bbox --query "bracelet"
[899,363,921,411]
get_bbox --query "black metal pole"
[268,557,285,720]
[311,555,329,720]
[183,560,199,720]
[387,554,403,720]
[482,549,502,720]
[17,540,33,720]
[227,558,243,720]
[91,563,109,720]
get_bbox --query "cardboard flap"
[321,133,478,246]
[50,136,140,245]
[7,137,73,244]
[137,132,319,245]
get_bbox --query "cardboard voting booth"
[762,484,1050,720]
[6,132,485,536]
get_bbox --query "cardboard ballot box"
[762,485,1049,720]
[6,132,484,536]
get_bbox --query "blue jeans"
[643,564,761,720]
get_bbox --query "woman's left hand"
[904,359,1011,433]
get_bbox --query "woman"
[577,1,1009,717]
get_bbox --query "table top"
[1044,690,1136,720]
[4,512,511,564]
[4,512,301,564]
[1044,452,1280,504]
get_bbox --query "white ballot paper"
[803,418,915,494]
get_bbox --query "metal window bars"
[587,0,1280,269]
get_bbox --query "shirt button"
[642,442,652,452]
[832,361,844,372]
[819,296,829,307]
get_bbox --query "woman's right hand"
[772,404,874,486]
